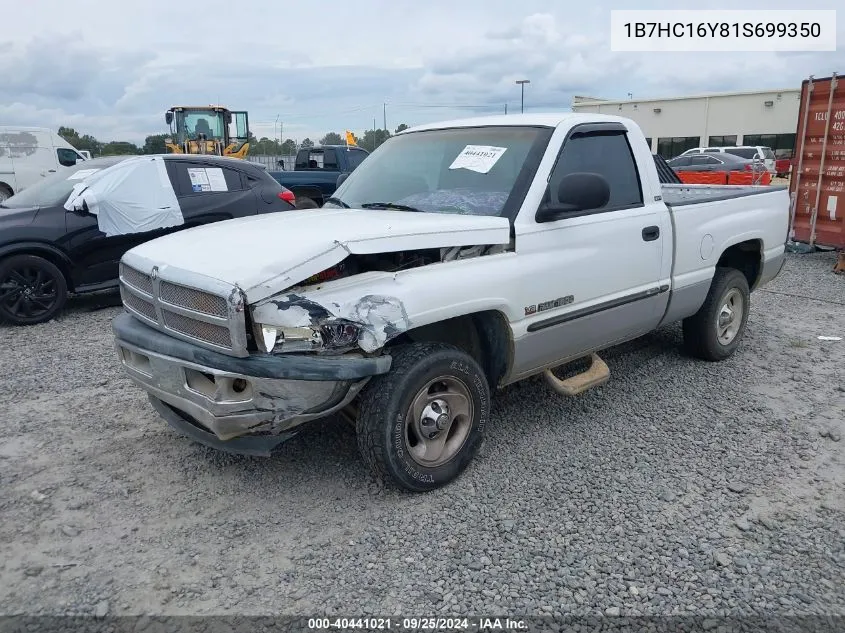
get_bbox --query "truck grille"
[159,281,228,317]
[118,262,247,357]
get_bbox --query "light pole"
[274,114,279,150]
[515,79,530,113]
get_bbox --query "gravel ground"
[0,251,843,619]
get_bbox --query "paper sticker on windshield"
[449,145,507,174]
[188,168,211,192]
[67,168,101,180]
[205,168,228,191]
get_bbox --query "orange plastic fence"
[678,171,773,186]
[727,171,773,185]
[677,171,728,185]
[727,172,754,185]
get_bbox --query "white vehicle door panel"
[509,122,667,379]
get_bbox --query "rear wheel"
[0,255,68,325]
[356,343,490,492]
[682,267,750,361]
[295,196,319,209]
[0,184,12,202]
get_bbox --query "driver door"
[510,125,667,378]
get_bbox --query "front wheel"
[356,343,491,492]
[0,254,68,326]
[682,267,750,361]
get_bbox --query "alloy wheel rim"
[716,288,744,345]
[0,266,59,319]
[404,375,474,467]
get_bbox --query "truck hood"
[122,208,510,303]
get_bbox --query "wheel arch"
[0,242,75,291]
[288,186,324,206]
[715,238,763,290]
[388,309,513,389]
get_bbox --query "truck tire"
[682,267,750,362]
[295,196,319,209]
[0,254,68,325]
[356,342,491,492]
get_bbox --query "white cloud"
[0,0,842,145]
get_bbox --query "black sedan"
[666,152,762,173]
[0,155,296,325]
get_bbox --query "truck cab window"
[346,149,366,170]
[550,132,643,210]
[323,150,339,170]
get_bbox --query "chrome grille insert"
[118,262,247,356]
[119,263,153,294]
[162,309,233,348]
[121,289,157,322]
[160,281,228,317]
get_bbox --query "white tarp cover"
[63,156,183,237]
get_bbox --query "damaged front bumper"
[112,312,391,455]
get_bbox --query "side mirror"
[69,200,91,217]
[535,172,610,223]
[337,172,350,188]
[165,111,173,125]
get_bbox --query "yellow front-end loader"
[164,106,250,158]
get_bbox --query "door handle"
[642,226,660,241]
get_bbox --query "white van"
[0,127,89,201]
[680,145,776,175]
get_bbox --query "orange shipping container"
[789,73,845,249]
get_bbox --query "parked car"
[0,154,295,326]
[0,126,89,201]
[680,145,776,174]
[667,152,764,174]
[111,113,789,492]
[268,145,369,208]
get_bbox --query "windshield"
[177,111,225,141]
[330,126,550,217]
[2,159,126,208]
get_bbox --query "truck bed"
[662,183,788,207]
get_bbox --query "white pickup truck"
[112,113,789,492]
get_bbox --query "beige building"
[571,88,801,159]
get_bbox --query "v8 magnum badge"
[525,295,573,316]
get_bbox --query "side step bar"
[543,353,610,396]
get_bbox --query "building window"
[707,135,737,147]
[742,133,796,157]
[656,136,700,159]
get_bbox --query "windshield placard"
[449,145,507,174]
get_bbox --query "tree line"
[58,123,411,158]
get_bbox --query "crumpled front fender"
[251,291,411,352]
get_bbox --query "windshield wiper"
[324,196,350,208]
[360,202,424,213]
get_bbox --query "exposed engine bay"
[297,244,502,289]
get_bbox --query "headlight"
[254,320,362,353]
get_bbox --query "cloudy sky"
[1,0,843,145]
